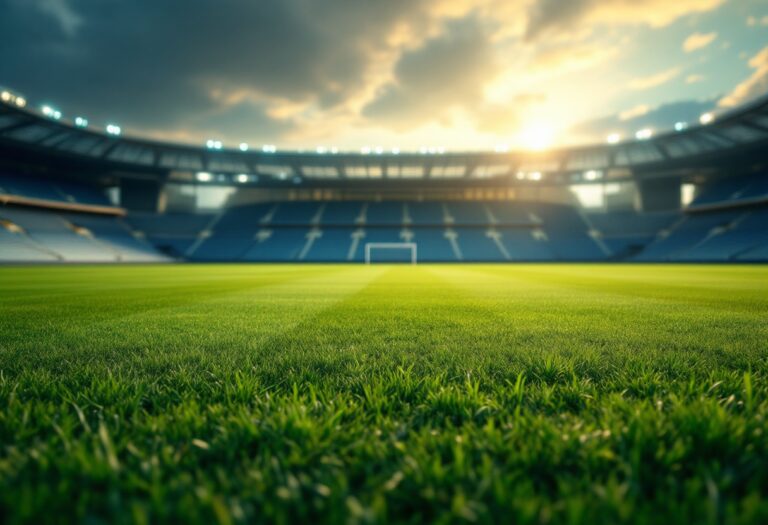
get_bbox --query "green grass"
[1,264,767,524]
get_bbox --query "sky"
[0,0,767,152]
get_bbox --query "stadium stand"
[0,94,766,264]
[0,173,166,262]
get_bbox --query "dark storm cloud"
[524,0,726,41]
[0,0,435,140]
[363,17,498,129]
[0,0,743,148]
[525,0,590,41]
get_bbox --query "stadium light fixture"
[494,144,510,153]
[239,143,249,152]
[635,128,653,140]
[196,172,213,182]
[361,146,371,155]
[606,133,621,144]
[74,117,88,128]
[330,147,339,154]
[236,174,249,183]
[528,171,543,181]
[106,124,121,136]
[262,144,277,153]
[391,147,400,155]
[674,122,688,132]
[316,146,327,154]
[584,170,601,181]
[516,171,526,180]
[14,97,26,108]
[0,91,10,102]
[374,146,384,155]
[699,112,714,125]
[419,147,428,154]
[206,139,223,150]
[437,147,446,154]
[42,106,62,120]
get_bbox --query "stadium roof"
[1,92,767,188]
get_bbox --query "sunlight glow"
[519,122,556,151]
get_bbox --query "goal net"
[364,242,417,264]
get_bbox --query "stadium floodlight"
[239,143,249,152]
[206,139,222,150]
[196,172,212,182]
[330,147,339,154]
[635,128,653,140]
[0,91,10,102]
[606,133,621,144]
[374,146,384,155]
[74,117,88,128]
[42,106,62,120]
[236,174,249,183]
[14,97,26,108]
[584,170,601,181]
[699,112,714,125]
[528,171,543,181]
[106,124,121,136]
[262,144,277,153]
[391,147,400,155]
[365,242,417,265]
[494,144,510,153]
[316,146,327,154]
[516,171,526,180]
[419,147,428,154]
[361,146,371,154]
[674,122,688,132]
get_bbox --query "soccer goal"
[365,242,417,264]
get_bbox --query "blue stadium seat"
[408,202,444,225]
[322,202,364,225]
[366,202,405,225]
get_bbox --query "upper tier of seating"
[690,173,768,209]
[0,173,112,207]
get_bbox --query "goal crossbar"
[364,242,417,264]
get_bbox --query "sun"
[518,122,557,151]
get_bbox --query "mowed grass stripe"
[0,264,766,524]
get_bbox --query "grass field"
[1,264,767,524]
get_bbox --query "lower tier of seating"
[0,205,168,263]
[4,200,766,263]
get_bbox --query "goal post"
[364,242,417,264]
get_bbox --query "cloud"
[683,32,717,53]
[619,105,650,120]
[36,0,83,37]
[363,17,499,130]
[0,0,465,142]
[719,46,768,108]
[0,0,743,149]
[530,43,618,75]
[686,74,704,84]
[747,16,768,27]
[628,67,680,90]
[525,0,726,41]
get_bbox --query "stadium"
[1,95,768,263]
[1,1,767,524]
